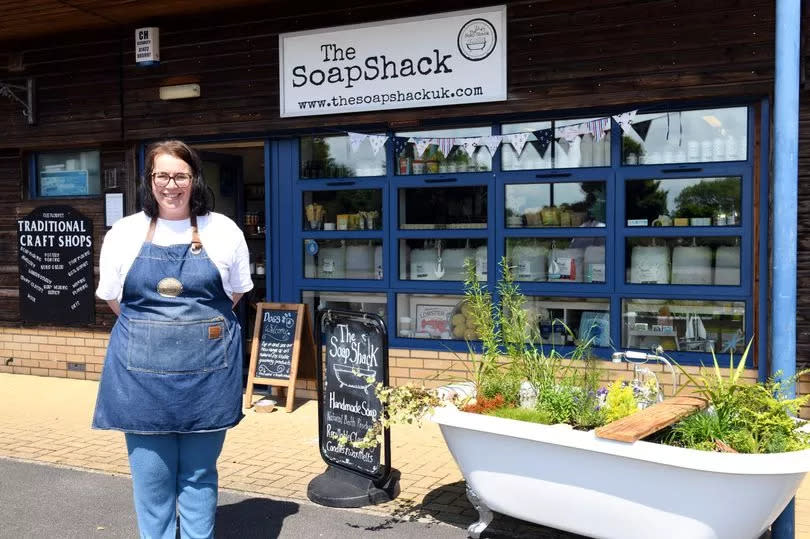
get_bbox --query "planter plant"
[352,258,810,539]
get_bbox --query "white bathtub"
[431,406,810,539]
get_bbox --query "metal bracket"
[0,78,35,125]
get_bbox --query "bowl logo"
[457,18,497,61]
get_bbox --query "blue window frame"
[279,102,766,366]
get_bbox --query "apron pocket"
[127,316,228,374]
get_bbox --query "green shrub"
[604,380,638,423]
[487,406,554,424]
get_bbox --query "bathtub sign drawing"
[308,309,399,508]
[244,303,316,413]
[17,205,95,324]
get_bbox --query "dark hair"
[140,140,210,218]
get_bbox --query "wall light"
[159,84,200,100]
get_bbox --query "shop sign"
[17,206,95,324]
[279,6,506,117]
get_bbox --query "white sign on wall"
[135,27,160,65]
[279,6,506,118]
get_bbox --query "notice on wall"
[17,206,95,324]
[279,6,506,117]
[319,311,387,477]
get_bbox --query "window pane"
[303,189,382,230]
[622,106,747,165]
[626,237,741,286]
[502,118,612,170]
[396,293,466,339]
[400,239,486,281]
[506,237,606,283]
[625,177,741,227]
[395,126,491,175]
[399,186,487,229]
[300,135,386,179]
[37,150,101,196]
[622,298,745,353]
[304,239,383,279]
[525,297,611,347]
[302,291,387,322]
[506,182,606,227]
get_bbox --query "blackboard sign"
[17,205,95,324]
[318,310,388,479]
[257,309,297,379]
[245,303,315,413]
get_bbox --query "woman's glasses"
[152,172,193,187]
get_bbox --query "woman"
[92,140,252,539]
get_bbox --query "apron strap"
[144,215,203,253]
[146,217,158,243]
[190,214,203,253]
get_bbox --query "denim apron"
[92,215,244,433]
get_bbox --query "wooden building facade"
[0,0,803,399]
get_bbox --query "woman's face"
[151,153,193,220]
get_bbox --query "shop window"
[625,177,742,227]
[400,238,487,281]
[622,298,745,354]
[524,297,611,347]
[304,239,383,280]
[302,291,387,322]
[621,106,747,165]
[502,117,612,170]
[394,126,491,175]
[300,134,386,179]
[395,293,466,339]
[626,237,741,286]
[506,238,606,283]
[303,189,382,230]
[399,185,487,229]
[35,150,101,197]
[506,182,607,228]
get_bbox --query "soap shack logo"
[457,18,497,61]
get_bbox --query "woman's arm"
[232,293,243,308]
[106,299,121,316]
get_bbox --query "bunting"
[392,136,409,156]
[414,137,433,158]
[437,137,455,158]
[479,135,503,156]
[456,137,481,158]
[612,110,638,135]
[631,119,652,142]
[347,132,367,153]
[504,133,529,155]
[532,129,554,157]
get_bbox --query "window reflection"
[625,177,741,227]
[626,237,741,286]
[525,297,611,347]
[506,182,606,227]
[300,135,386,179]
[622,298,745,353]
[622,107,747,165]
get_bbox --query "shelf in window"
[399,223,487,230]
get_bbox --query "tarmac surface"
[0,373,807,538]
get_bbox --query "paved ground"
[0,373,806,538]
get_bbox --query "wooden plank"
[595,396,708,443]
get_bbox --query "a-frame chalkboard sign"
[244,302,316,413]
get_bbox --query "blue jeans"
[125,431,226,539]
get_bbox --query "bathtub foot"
[465,486,493,539]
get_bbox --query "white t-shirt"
[96,211,253,302]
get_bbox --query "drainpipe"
[771,1,801,538]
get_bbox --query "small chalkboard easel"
[244,302,316,413]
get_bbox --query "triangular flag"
[414,138,433,158]
[367,135,387,155]
[347,132,367,153]
[505,133,529,155]
[557,125,581,143]
[437,137,455,158]
[631,119,652,142]
[392,136,409,156]
[456,137,481,158]
[612,110,638,134]
[479,135,503,156]
[532,129,553,157]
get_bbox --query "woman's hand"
[232,293,244,308]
